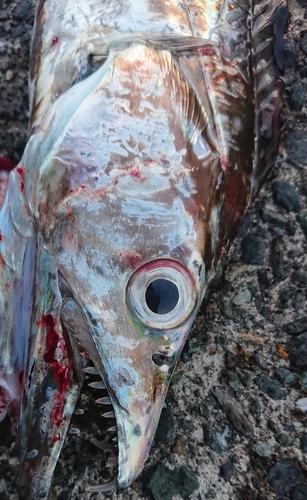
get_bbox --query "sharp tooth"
[69,427,81,435]
[107,426,117,432]
[85,478,117,493]
[88,381,106,389]
[83,366,99,375]
[75,408,84,415]
[102,411,115,419]
[112,436,117,442]
[95,396,111,405]
[106,456,118,467]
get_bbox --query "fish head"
[25,44,219,490]
[42,157,206,488]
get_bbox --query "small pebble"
[272,181,301,212]
[232,289,251,306]
[5,70,13,81]
[13,0,31,20]
[241,235,265,265]
[267,460,302,495]
[254,374,287,400]
[275,367,296,385]
[220,460,234,480]
[252,441,272,457]
[274,432,295,447]
[299,372,307,392]
[300,433,307,453]
[297,211,307,237]
[284,131,307,168]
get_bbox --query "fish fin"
[250,0,288,198]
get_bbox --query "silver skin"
[0,0,285,498]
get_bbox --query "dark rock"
[250,398,262,418]
[297,211,307,237]
[287,333,307,371]
[211,387,253,435]
[254,375,287,400]
[283,39,299,85]
[241,235,265,265]
[13,0,31,20]
[275,367,296,385]
[272,181,301,212]
[270,237,286,281]
[220,461,234,480]
[260,306,270,318]
[292,270,307,286]
[181,351,191,363]
[267,460,302,495]
[292,292,304,310]
[257,268,271,287]
[203,423,231,454]
[300,33,307,53]
[291,482,307,500]
[155,408,175,444]
[287,221,296,236]
[299,372,307,391]
[0,10,9,21]
[274,432,295,446]
[284,131,307,168]
[236,212,250,238]
[12,24,27,38]
[262,208,288,227]
[301,67,307,78]
[236,368,253,388]
[299,433,307,452]
[283,317,307,336]
[279,286,296,304]
[227,371,239,392]
[290,79,307,111]
[146,463,199,500]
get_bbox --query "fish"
[0,0,287,498]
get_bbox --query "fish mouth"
[59,274,165,493]
[60,294,120,493]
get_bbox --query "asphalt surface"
[0,1,307,499]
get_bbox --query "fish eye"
[126,259,198,330]
[145,279,179,314]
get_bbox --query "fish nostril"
[152,353,174,367]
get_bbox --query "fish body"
[0,0,286,498]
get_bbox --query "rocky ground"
[1,1,307,499]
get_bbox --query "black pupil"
[145,279,179,315]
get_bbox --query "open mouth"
[82,361,118,493]
[59,274,119,493]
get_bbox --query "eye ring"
[126,259,198,330]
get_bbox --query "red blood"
[201,46,215,56]
[16,167,25,193]
[0,231,4,242]
[129,165,142,178]
[221,156,228,170]
[123,251,142,268]
[39,314,73,427]
[0,157,16,172]
[52,36,58,46]
[53,434,61,443]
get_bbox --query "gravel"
[1,1,307,500]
